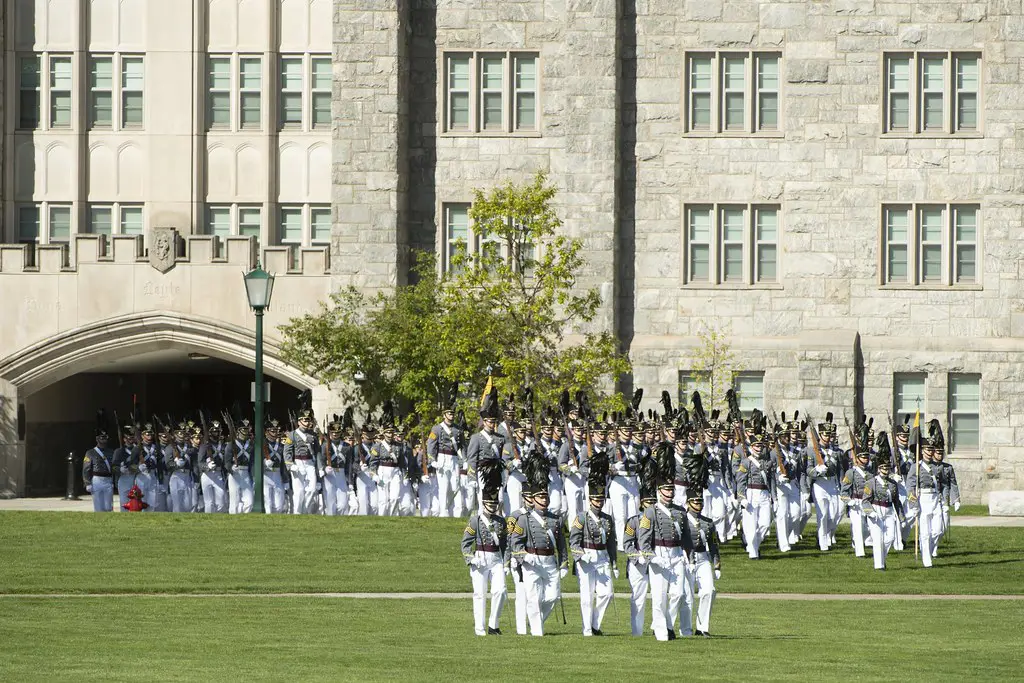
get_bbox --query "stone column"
[0,379,25,498]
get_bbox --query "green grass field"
[1,512,1022,681]
[0,512,1021,596]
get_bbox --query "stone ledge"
[989,490,1024,516]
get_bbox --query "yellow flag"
[480,375,493,408]
[913,410,920,429]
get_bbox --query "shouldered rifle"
[804,415,826,467]
[559,390,578,468]
[886,410,899,472]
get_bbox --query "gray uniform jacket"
[840,466,872,502]
[465,430,506,476]
[611,442,639,477]
[906,462,944,499]
[461,511,509,566]
[163,443,193,477]
[82,446,115,485]
[938,462,960,506]
[198,442,229,477]
[808,443,844,485]
[636,502,693,560]
[861,474,901,516]
[685,511,721,570]
[736,454,776,499]
[622,513,643,566]
[225,439,254,474]
[509,508,567,566]
[558,438,586,474]
[569,508,618,567]
[322,440,353,479]
[284,428,321,464]
[427,422,462,461]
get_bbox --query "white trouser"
[742,488,772,558]
[322,470,350,516]
[577,552,613,635]
[470,552,507,635]
[463,473,478,515]
[201,471,227,513]
[399,477,416,516]
[867,505,897,569]
[848,500,866,556]
[775,481,797,551]
[563,472,585,525]
[263,471,287,514]
[228,469,254,514]
[136,471,158,512]
[524,555,560,636]
[704,474,730,542]
[290,460,318,514]
[512,560,528,634]
[117,472,137,510]
[917,490,941,567]
[548,470,564,518]
[684,551,716,634]
[91,475,113,512]
[627,560,649,636]
[895,479,909,550]
[813,479,840,550]
[435,454,460,517]
[355,470,377,515]
[608,475,638,551]
[649,549,685,641]
[168,472,193,513]
[503,471,526,518]
[418,476,437,517]
[376,466,401,516]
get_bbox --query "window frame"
[682,203,782,287]
[948,373,981,454]
[48,54,73,129]
[88,56,114,129]
[684,51,783,135]
[733,372,765,419]
[438,201,537,276]
[882,51,982,136]
[18,54,42,130]
[880,203,981,288]
[120,55,145,129]
[86,202,145,236]
[86,53,145,131]
[237,56,263,131]
[442,50,542,136]
[893,372,927,422]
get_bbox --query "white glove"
[284,482,291,492]
[139,463,148,473]
[892,473,904,483]
[612,567,620,580]
[324,466,334,475]
[86,484,93,493]
[559,566,569,579]
[954,501,961,512]
[421,476,430,484]
[570,465,579,476]
[231,464,240,473]
[207,460,218,471]
[288,463,299,473]
[159,485,168,494]
[504,566,512,577]
[814,464,826,475]
[512,458,522,469]
[264,459,274,469]
[120,465,129,474]
[174,458,186,468]
[778,475,789,484]
[714,569,721,580]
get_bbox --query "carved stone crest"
[149,227,177,274]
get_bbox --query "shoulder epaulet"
[428,432,437,440]
[83,455,91,463]
[738,463,747,473]
[863,484,872,497]
[283,437,292,445]
[464,525,475,535]
[370,448,378,456]
[506,517,516,534]
[624,524,635,537]
[639,515,652,530]
[572,518,584,530]
[513,521,525,535]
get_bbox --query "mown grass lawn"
[1,512,1021,596]
[0,596,1021,682]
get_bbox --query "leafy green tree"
[686,321,736,412]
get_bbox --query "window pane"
[209,93,230,126]
[757,244,777,281]
[122,93,144,125]
[723,58,745,89]
[921,245,942,281]
[956,245,976,282]
[20,58,41,88]
[888,245,908,281]
[721,208,744,241]
[312,58,331,90]
[894,374,926,415]
[724,92,744,129]
[957,93,977,130]
[89,207,112,235]
[49,206,71,241]
[122,58,144,89]
[312,93,331,128]
[19,207,40,241]
[19,91,40,129]
[311,208,331,242]
[888,57,910,90]
[239,208,261,238]
[756,209,777,241]
[955,207,977,242]
[240,93,261,126]
[447,205,469,241]
[922,93,943,130]
[758,93,778,129]
[482,92,503,128]
[950,375,980,411]
[51,93,72,126]
[450,92,469,128]
[887,209,909,241]
[281,93,303,125]
[920,207,943,241]
[240,58,262,89]
[690,57,712,90]
[921,58,944,89]
[91,92,113,127]
[120,207,143,235]
[281,58,303,89]
[723,244,743,281]
[481,57,503,89]
[516,93,535,129]
[889,93,909,129]
[448,56,470,89]
[951,414,980,449]
[280,208,302,242]
[691,93,711,128]
[90,58,113,88]
[50,57,72,89]
[689,209,711,241]
[209,58,230,89]
[734,373,764,417]
[207,207,230,237]
[957,57,979,89]
[690,245,709,281]
[515,57,536,89]
[758,57,778,89]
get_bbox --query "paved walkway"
[1,591,1021,600]
[1,497,1023,526]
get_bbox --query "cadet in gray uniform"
[83,412,116,512]
[285,407,321,515]
[558,419,588,525]
[506,479,536,635]
[466,387,506,512]
[840,449,873,557]
[808,414,844,551]
[263,419,289,514]
[907,420,946,568]
[862,434,902,570]
[933,445,961,549]
[509,455,568,637]
[112,424,139,511]
[321,415,352,516]
[735,420,775,560]
[682,490,721,637]
[429,400,463,518]
[225,420,255,514]
[198,421,229,513]
[569,453,616,637]
[462,460,508,636]
[164,421,196,513]
[624,456,657,637]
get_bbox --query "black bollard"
[65,452,80,501]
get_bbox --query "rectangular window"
[882,203,980,287]
[894,373,926,418]
[206,206,231,237]
[121,57,144,128]
[685,52,782,134]
[120,206,144,235]
[677,372,701,408]
[733,373,765,419]
[684,203,780,286]
[207,57,231,129]
[948,374,980,451]
[48,205,72,242]
[310,206,331,244]
[311,57,331,130]
[89,206,113,235]
[19,56,41,129]
[19,206,41,242]
[49,56,73,128]
[238,57,262,129]
[279,57,304,128]
[884,52,982,134]
[279,206,303,244]
[444,51,540,134]
[443,203,470,273]
[89,57,113,128]
[238,207,261,239]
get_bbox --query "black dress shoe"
[667,630,677,640]
[592,629,603,636]
[487,627,502,635]
[696,630,710,638]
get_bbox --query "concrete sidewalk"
[1,497,1024,526]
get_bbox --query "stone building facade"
[1,0,1023,501]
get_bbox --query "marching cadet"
[702,419,734,544]
[624,456,657,636]
[370,416,402,517]
[907,420,946,568]
[135,423,161,513]
[414,441,437,517]
[892,418,915,550]
[83,412,116,512]
[502,419,531,518]
[569,453,616,637]
[354,424,378,515]
[558,417,588,525]
[682,490,720,638]
[506,468,537,635]
[736,417,774,560]
[637,444,693,641]
[466,387,506,512]
[263,418,289,514]
[840,447,873,557]
[934,445,961,550]
[773,415,800,552]
[539,413,565,519]
[285,404,321,515]
[509,455,568,637]
[321,414,352,516]
[428,399,463,517]
[112,422,139,511]
[226,420,255,514]
[862,433,901,570]
[461,460,508,636]
[394,423,418,516]
[153,423,172,512]
[164,421,195,513]
[808,414,844,551]
[199,421,229,513]
[608,417,640,552]
[671,426,692,507]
